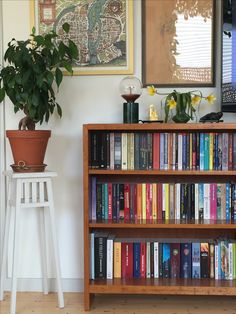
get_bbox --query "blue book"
[200,133,204,170]
[204,133,209,170]
[192,243,200,278]
[162,243,171,278]
[198,183,204,220]
[133,242,140,278]
[226,183,230,221]
[160,133,165,170]
[180,243,192,278]
[104,183,108,220]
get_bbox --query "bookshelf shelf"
[89,169,236,176]
[83,123,236,311]
[88,220,236,229]
[89,278,236,295]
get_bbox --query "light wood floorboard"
[1,292,236,313]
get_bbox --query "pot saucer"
[10,163,47,173]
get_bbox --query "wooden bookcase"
[83,123,236,311]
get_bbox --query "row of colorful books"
[89,132,236,171]
[91,179,236,221]
[90,234,236,280]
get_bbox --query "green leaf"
[62,23,70,34]
[68,39,78,59]
[0,88,5,102]
[63,61,73,74]
[46,71,54,86]
[32,92,40,107]
[58,42,66,58]
[34,35,44,46]
[56,103,62,118]
[31,26,36,36]
[55,67,63,88]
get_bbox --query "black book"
[192,132,196,170]
[150,242,154,278]
[90,132,99,168]
[100,132,108,169]
[147,133,153,169]
[200,243,209,279]
[118,184,125,219]
[96,183,102,221]
[139,133,148,170]
[187,184,191,220]
[190,183,195,220]
[180,243,191,279]
[196,133,200,170]
[94,233,108,279]
[186,133,190,170]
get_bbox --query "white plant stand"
[0,171,64,314]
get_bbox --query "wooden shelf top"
[83,123,236,132]
[89,219,236,229]
[88,169,236,176]
[89,278,236,295]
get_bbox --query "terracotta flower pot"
[6,130,51,172]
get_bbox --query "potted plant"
[147,86,216,123]
[0,23,78,172]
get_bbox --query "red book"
[146,183,152,221]
[121,242,133,278]
[157,183,163,220]
[170,243,180,278]
[153,133,160,169]
[133,184,138,220]
[108,183,112,220]
[124,184,130,222]
[140,242,146,278]
[210,183,217,220]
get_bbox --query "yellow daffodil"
[167,98,177,109]
[191,95,201,106]
[205,94,216,104]
[147,85,156,96]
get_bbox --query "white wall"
[1,0,236,292]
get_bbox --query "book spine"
[137,183,142,220]
[107,237,114,279]
[91,177,97,221]
[118,184,124,219]
[110,133,114,170]
[114,133,122,170]
[176,183,181,220]
[152,183,157,220]
[140,242,146,278]
[114,242,121,278]
[200,242,209,279]
[180,243,192,278]
[204,133,209,170]
[209,243,215,279]
[209,133,214,170]
[121,133,128,170]
[210,183,217,220]
[192,242,200,279]
[153,133,160,170]
[90,233,95,279]
[222,133,229,170]
[195,183,199,220]
[216,184,222,220]
[124,183,130,222]
[146,242,151,278]
[198,183,204,220]
[233,133,236,170]
[154,242,159,278]
[134,133,140,170]
[178,134,182,170]
[229,133,233,170]
[163,243,171,278]
[200,133,204,170]
[96,183,102,221]
[142,183,147,220]
[204,183,210,220]
[133,242,140,278]
[229,242,233,280]
[215,244,219,279]
[129,133,135,170]
[95,235,107,279]
[170,243,180,278]
[108,183,112,220]
[160,133,165,170]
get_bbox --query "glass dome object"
[119,76,142,103]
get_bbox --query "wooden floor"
[1,292,236,314]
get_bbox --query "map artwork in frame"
[31,0,133,75]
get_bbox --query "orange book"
[137,183,142,220]
[114,242,121,278]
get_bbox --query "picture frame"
[142,0,215,87]
[30,0,134,75]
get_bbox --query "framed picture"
[142,0,215,87]
[30,0,134,75]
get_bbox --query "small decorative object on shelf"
[199,112,223,123]
[119,76,142,123]
[147,85,216,123]
[149,104,158,121]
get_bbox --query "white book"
[175,183,181,220]
[229,243,233,280]
[154,242,159,278]
[215,244,219,279]
[178,134,182,170]
[106,236,114,279]
[110,133,114,170]
[146,242,151,278]
[203,183,210,220]
[195,184,199,220]
[90,233,95,279]
[121,133,128,170]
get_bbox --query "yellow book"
[152,183,157,220]
[137,183,142,220]
[209,133,214,170]
[113,242,121,278]
[142,183,146,220]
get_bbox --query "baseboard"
[4,278,84,292]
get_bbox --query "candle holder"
[119,76,142,123]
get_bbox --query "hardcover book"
[180,243,192,279]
